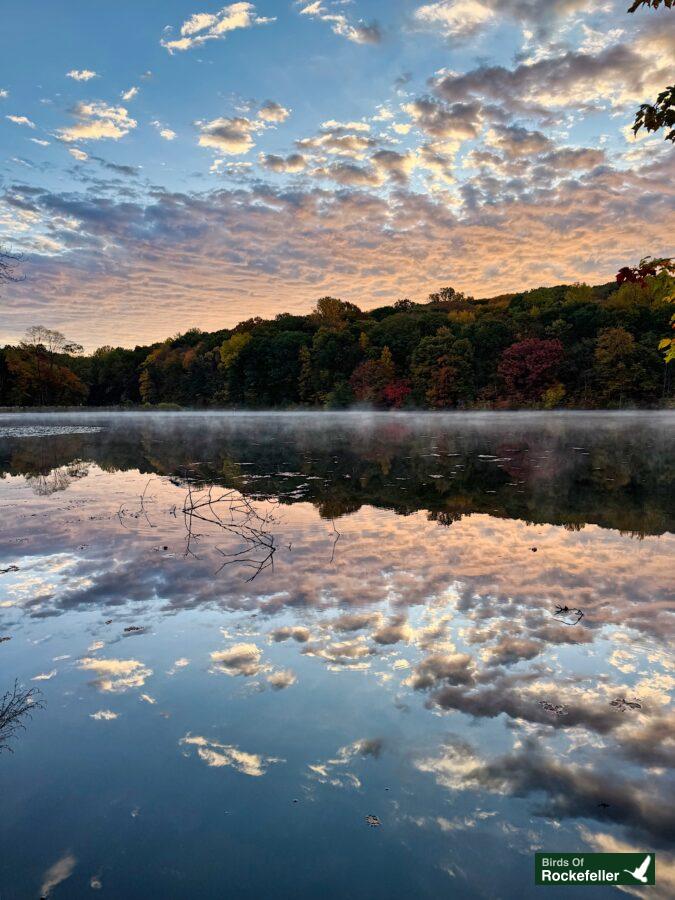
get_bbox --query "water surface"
[1,412,674,899]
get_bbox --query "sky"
[0,0,674,349]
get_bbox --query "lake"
[1,411,674,899]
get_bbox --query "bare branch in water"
[182,482,277,581]
[116,471,279,582]
[0,681,44,753]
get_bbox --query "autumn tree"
[6,325,86,405]
[628,1,674,142]
[497,338,564,405]
[312,296,362,330]
[350,346,397,405]
[594,327,642,404]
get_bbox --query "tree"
[426,286,472,307]
[0,246,22,294]
[349,346,396,405]
[594,327,643,404]
[628,2,675,142]
[616,256,675,287]
[659,315,675,363]
[8,325,86,405]
[312,296,361,329]
[498,338,564,404]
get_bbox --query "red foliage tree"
[382,379,411,408]
[616,256,674,286]
[498,338,564,404]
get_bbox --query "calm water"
[0,411,674,899]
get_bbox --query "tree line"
[1,262,674,410]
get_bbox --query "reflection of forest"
[0,416,673,536]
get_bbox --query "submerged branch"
[0,681,44,753]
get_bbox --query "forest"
[1,259,674,410]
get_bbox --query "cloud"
[372,614,413,645]
[266,668,297,690]
[40,854,77,898]
[432,32,675,120]
[297,122,377,159]
[151,120,176,141]
[31,669,57,681]
[6,114,36,129]
[402,98,482,146]
[302,636,374,667]
[67,69,98,82]
[308,737,384,787]
[486,124,553,158]
[310,161,384,188]
[298,1,382,45]
[58,101,137,142]
[121,86,139,101]
[197,116,265,155]
[79,656,152,692]
[68,147,89,161]
[414,1,495,41]
[180,734,283,775]
[407,652,475,689]
[416,736,675,847]
[259,152,307,173]
[270,625,312,643]
[0,89,9,99]
[90,709,118,720]
[4,155,673,347]
[162,3,275,53]
[30,138,51,146]
[414,1,597,42]
[210,642,262,676]
[258,101,290,123]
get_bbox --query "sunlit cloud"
[210,642,263,676]
[79,656,152,692]
[259,152,307,173]
[298,1,382,45]
[151,120,176,140]
[6,114,35,128]
[180,734,283,775]
[161,3,276,53]
[57,101,137,142]
[414,0,495,41]
[67,69,98,81]
[266,668,297,690]
[121,86,139,101]
[258,101,291,123]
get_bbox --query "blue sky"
[1,1,674,348]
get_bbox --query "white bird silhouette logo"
[623,855,651,883]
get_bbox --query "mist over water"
[0,411,673,898]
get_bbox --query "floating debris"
[0,565,19,574]
[554,605,584,625]
[104,620,113,625]
[539,700,569,718]
[123,626,144,633]
[0,636,11,644]
[610,697,642,712]
[365,815,381,827]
